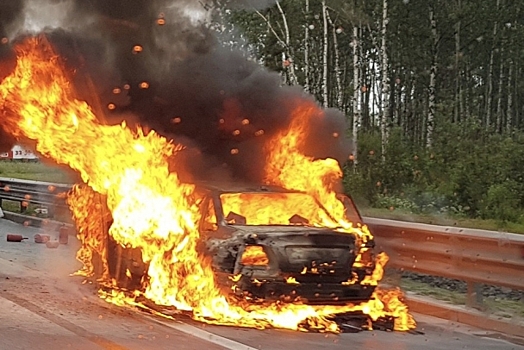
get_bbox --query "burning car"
[0,37,415,331]
[101,182,377,305]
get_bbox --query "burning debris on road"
[0,1,416,333]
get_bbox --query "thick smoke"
[0,0,24,151]
[0,0,350,183]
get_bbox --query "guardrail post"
[466,281,484,310]
[48,202,55,218]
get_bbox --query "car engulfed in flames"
[0,36,416,332]
[101,185,378,307]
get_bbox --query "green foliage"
[374,194,419,213]
[344,125,524,225]
[224,0,524,226]
[342,132,382,206]
[0,161,74,183]
[481,181,522,223]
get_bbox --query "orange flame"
[0,37,415,332]
[240,246,269,266]
[262,99,415,329]
[221,192,333,226]
[267,105,339,215]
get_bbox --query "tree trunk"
[352,24,360,166]
[321,0,329,107]
[362,62,370,130]
[275,1,298,86]
[395,72,402,128]
[496,46,505,133]
[380,0,390,160]
[485,0,500,130]
[304,0,310,93]
[427,1,438,149]
[359,25,367,126]
[454,0,462,123]
[506,59,513,133]
[327,11,343,109]
[255,2,298,86]
[465,57,471,121]
[516,63,521,129]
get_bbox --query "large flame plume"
[264,101,373,242]
[0,37,415,332]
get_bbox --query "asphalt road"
[1,218,523,350]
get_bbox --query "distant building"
[0,145,39,160]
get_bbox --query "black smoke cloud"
[1,0,350,182]
[0,1,24,37]
[0,0,24,151]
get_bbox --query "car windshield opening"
[220,192,332,226]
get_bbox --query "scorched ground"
[0,37,416,332]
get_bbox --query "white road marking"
[145,316,258,350]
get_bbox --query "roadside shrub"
[374,194,419,213]
[481,182,521,223]
[343,167,375,207]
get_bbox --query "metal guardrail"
[1,177,523,301]
[365,217,524,307]
[0,177,72,216]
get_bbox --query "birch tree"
[507,59,513,132]
[380,0,390,159]
[275,1,298,85]
[427,1,438,148]
[321,0,329,107]
[454,0,463,123]
[304,0,310,92]
[352,24,360,166]
[326,10,343,109]
[496,45,505,132]
[254,1,299,85]
[485,0,501,130]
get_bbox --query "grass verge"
[1,199,73,223]
[0,160,75,183]
[360,207,524,235]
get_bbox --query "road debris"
[7,234,27,242]
[58,226,69,244]
[34,233,51,243]
[46,241,60,249]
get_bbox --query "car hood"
[229,224,348,235]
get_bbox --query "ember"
[0,37,416,332]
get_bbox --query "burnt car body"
[104,183,377,304]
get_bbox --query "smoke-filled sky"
[0,0,349,183]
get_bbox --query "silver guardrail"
[364,217,524,307]
[0,177,72,216]
[364,217,524,290]
[1,178,523,297]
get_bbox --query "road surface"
[1,218,523,350]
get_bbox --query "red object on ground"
[58,226,69,244]
[45,241,59,249]
[7,234,26,242]
[34,233,51,243]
